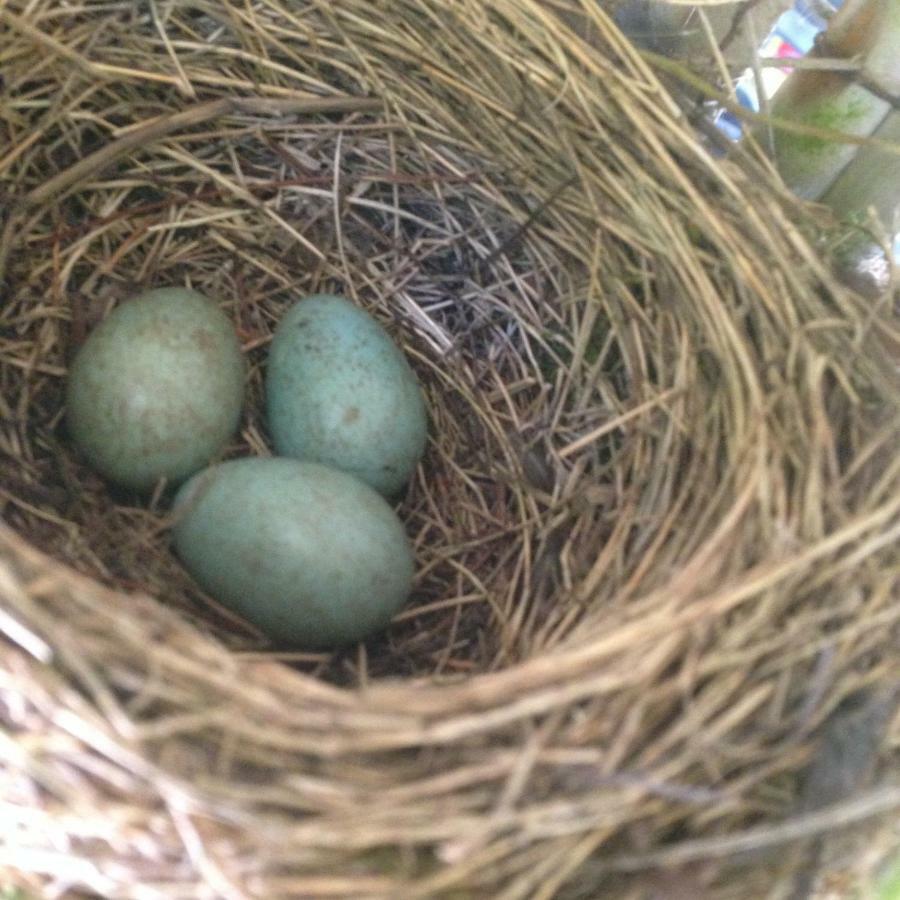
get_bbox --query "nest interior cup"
[1,2,898,898]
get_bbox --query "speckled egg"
[171,458,415,649]
[265,294,427,497]
[66,287,245,490]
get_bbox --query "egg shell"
[171,457,414,649]
[66,287,245,491]
[265,294,427,497]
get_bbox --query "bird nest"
[1,1,899,897]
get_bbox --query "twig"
[474,173,577,279]
[640,49,900,154]
[26,172,476,247]
[603,784,900,872]
[23,95,382,209]
[717,0,769,53]
[858,72,900,111]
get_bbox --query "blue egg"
[265,294,427,496]
[172,458,414,648]
[66,287,244,490]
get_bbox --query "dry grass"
[0,0,898,897]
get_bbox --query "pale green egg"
[171,458,414,649]
[265,294,427,497]
[66,287,245,491]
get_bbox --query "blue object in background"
[714,109,744,142]
[712,0,845,138]
[775,8,824,54]
[735,80,758,112]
